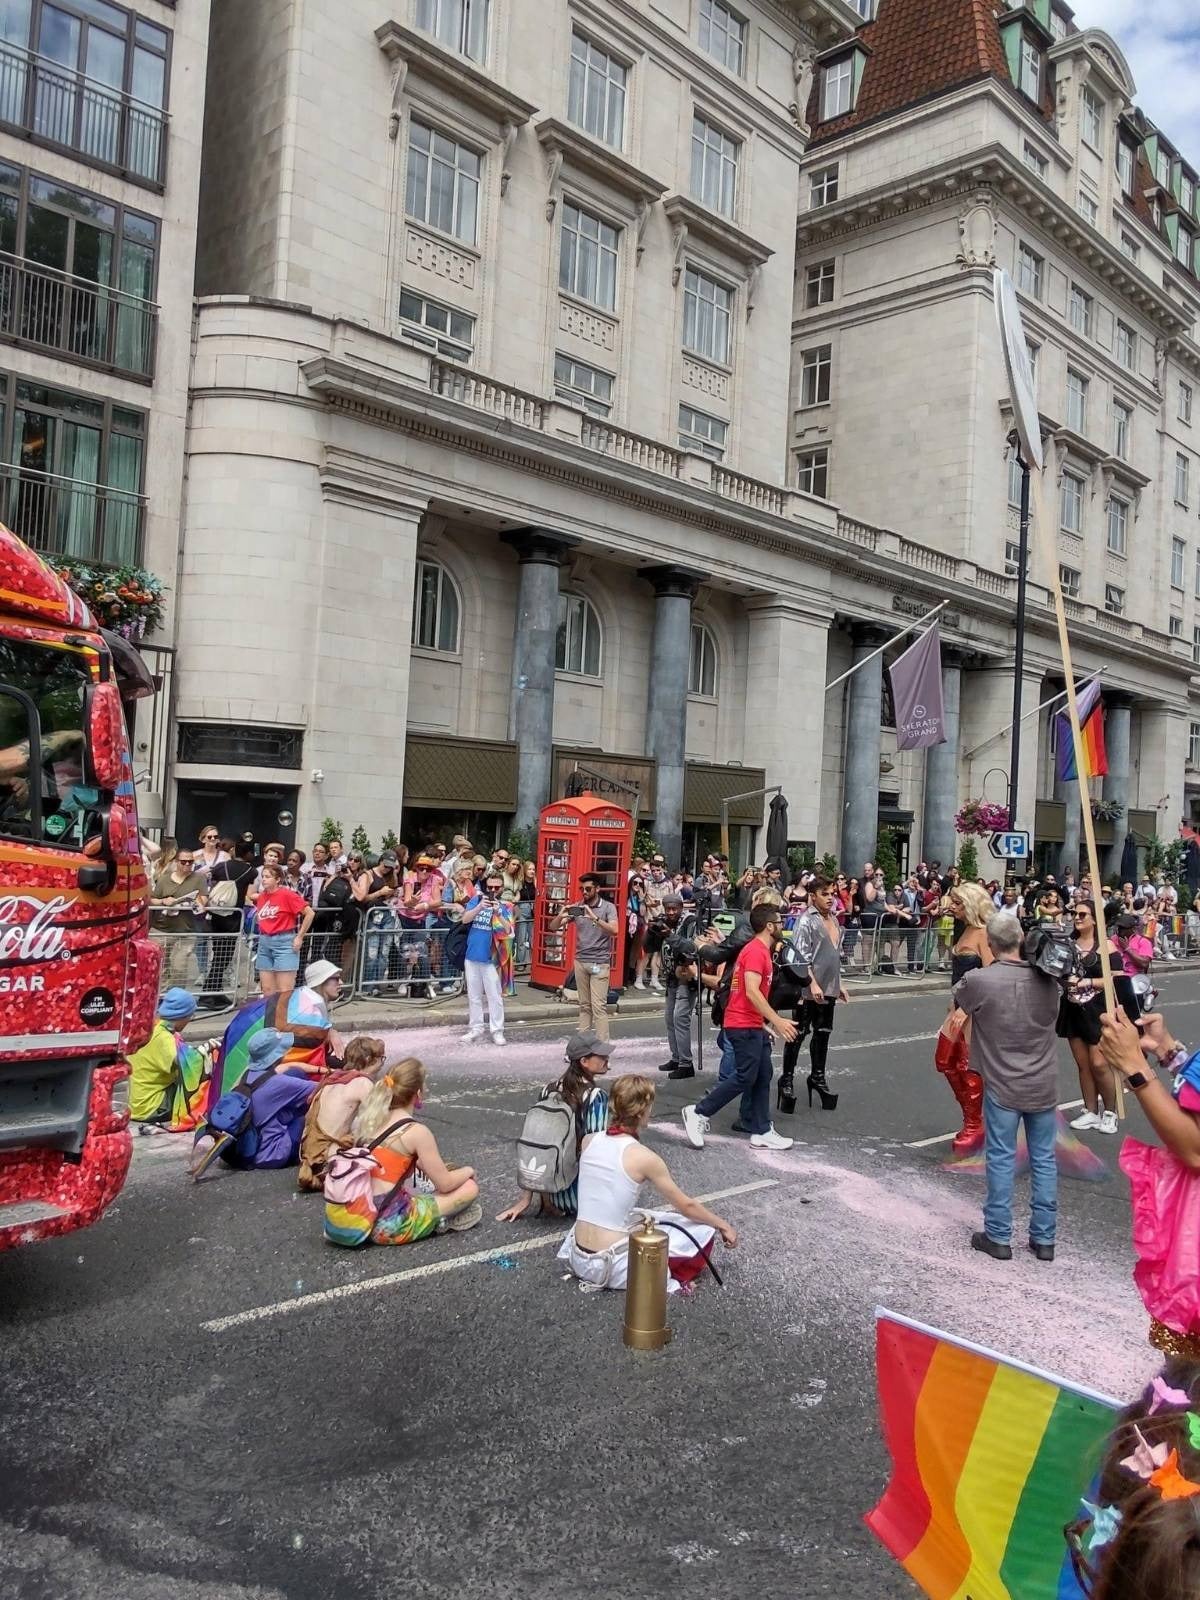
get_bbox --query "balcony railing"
[0,42,167,186]
[0,463,145,567]
[0,252,156,378]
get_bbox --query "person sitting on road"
[345,1057,481,1244]
[558,1074,736,1292]
[297,1035,387,1192]
[127,986,219,1131]
[280,958,345,1071]
[496,1030,613,1222]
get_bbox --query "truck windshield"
[0,637,94,849]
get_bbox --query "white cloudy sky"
[1080,1,1200,152]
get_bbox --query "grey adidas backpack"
[516,1086,580,1194]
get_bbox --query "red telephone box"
[531,796,634,992]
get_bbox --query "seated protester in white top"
[557,1074,737,1293]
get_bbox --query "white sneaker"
[681,1105,709,1148]
[750,1126,794,1152]
[1098,1110,1119,1135]
[1069,1110,1100,1131]
[650,980,664,993]
[634,978,645,990]
[462,1028,484,1043]
[491,1032,506,1047]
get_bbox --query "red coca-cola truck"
[0,526,159,1248]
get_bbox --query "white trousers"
[465,959,504,1034]
[556,1210,715,1294]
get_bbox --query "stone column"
[1102,693,1133,881]
[1055,768,1082,879]
[640,564,704,868]
[741,596,833,851]
[501,526,579,831]
[841,626,886,877]
[921,651,963,872]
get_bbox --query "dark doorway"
[173,782,299,852]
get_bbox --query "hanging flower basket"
[954,799,1010,837]
[55,559,166,641]
[1090,799,1124,823]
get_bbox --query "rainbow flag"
[1055,678,1107,781]
[867,1310,1118,1599]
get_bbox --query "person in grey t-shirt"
[552,873,618,1041]
[952,913,1061,1264]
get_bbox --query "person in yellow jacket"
[128,988,218,1130]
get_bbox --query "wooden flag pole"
[1027,468,1124,1118]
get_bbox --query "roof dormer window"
[1018,35,1040,101]
[1049,8,1068,41]
[821,55,853,121]
[1156,148,1170,188]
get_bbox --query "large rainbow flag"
[866,1310,1118,1599]
[1055,677,1107,781]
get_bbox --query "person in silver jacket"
[779,876,849,1112]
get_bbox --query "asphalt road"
[2,972,1196,1599]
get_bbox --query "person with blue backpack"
[190,1028,318,1177]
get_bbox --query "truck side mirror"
[77,805,127,894]
[83,680,127,793]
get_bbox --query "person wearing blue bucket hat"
[246,1029,295,1073]
[128,987,218,1129]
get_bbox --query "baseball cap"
[566,1030,614,1061]
[378,850,399,866]
[662,892,684,908]
[1116,911,1139,930]
[304,959,342,987]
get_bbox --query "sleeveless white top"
[576,1133,641,1232]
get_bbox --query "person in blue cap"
[128,987,219,1130]
[191,1027,319,1173]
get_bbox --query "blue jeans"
[983,1092,1057,1247]
[716,1027,753,1125]
[695,1028,772,1136]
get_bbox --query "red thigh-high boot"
[934,1031,984,1155]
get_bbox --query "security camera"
[310,769,325,784]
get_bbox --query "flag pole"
[823,600,947,692]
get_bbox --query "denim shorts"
[257,930,300,972]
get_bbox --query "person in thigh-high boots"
[938,883,993,1154]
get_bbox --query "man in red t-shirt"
[682,903,797,1151]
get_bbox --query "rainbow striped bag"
[323,1118,414,1248]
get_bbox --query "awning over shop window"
[684,763,767,825]
[403,734,519,812]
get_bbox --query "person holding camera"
[949,912,1061,1263]
[553,873,618,1040]
[461,869,515,1045]
[653,893,700,1080]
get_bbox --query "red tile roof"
[808,0,1033,147]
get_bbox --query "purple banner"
[889,624,946,750]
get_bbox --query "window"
[821,56,852,121]
[1120,232,1140,264]
[698,0,745,76]
[1191,722,1200,765]
[689,622,719,697]
[406,121,480,245]
[1156,148,1171,188]
[559,202,619,312]
[1080,88,1102,151]
[1007,450,1024,508]
[1152,199,1162,227]
[1004,540,1030,578]
[805,259,835,308]
[1023,142,1048,179]
[1078,192,1098,227]
[399,290,474,362]
[0,636,93,848]
[1171,615,1184,638]
[1106,494,1128,554]
[1059,564,1081,598]
[809,165,838,208]
[851,0,874,16]
[1018,35,1041,100]
[678,403,727,459]
[568,32,626,149]
[1195,546,1200,600]
[1177,453,1191,506]
[1025,340,1039,384]
[0,373,145,566]
[1017,242,1043,298]
[682,266,732,365]
[556,592,602,676]
[1104,584,1125,615]
[1069,284,1093,337]
[1117,142,1134,194]
[412,560,461,653]
[1066,368,1088,434]
[691,114,738,218]
[1115,321,1137,371]
[0,159,157,376]
[0,0,170,185]
[1193,627,1200,668]
[1181,381,1194,425]
[553,352,613,416]
[1112,399,1131,459]
[1176,226,1194,272]
[800,343,831,406]
[1172,537,1187,589]
[797,445,829,497]
[415,0,488,62]
[1060,471,1083,533]
[1184,175,1196,215]
[1049,8,1068,41]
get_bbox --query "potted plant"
[954,800,1010,837]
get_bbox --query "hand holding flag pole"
[994,269,1123,1116]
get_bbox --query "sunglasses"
[178,857,195,865]
[202,833,218,841]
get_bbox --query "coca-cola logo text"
[0,895,73,965]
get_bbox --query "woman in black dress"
[1061,899,1120,1135]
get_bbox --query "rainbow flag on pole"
[1055,677,1108,781]
[866,1310,1118,1600]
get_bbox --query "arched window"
[556,592,602,676]
[412,559,461,653]
[689,621,718,697]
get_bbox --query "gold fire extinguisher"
[623,1214,673,1350]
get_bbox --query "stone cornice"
[535,118,668,210]
[662,194,773,276]
[375,21,538,131]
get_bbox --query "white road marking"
[200,1178,779,1333]
[832,1031,939,1051]
[906,1099,1085,1148]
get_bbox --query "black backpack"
[443,919,469,972]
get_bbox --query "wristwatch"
[1126,1070,1152,1091]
